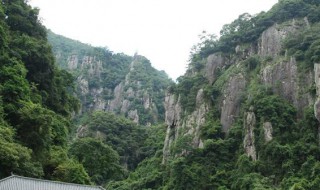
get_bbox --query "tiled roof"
[0,175,105,190]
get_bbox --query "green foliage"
[283,23,320,70]
[188,0,320,58]
[0,0,80,184]
[3,1,320,189]
[52,159,92,185]
[82,111,147,171]
[69,137,123,185]
[174,74,208,113]
[243,55,260,72]
[0,125,44,178]
[106,124,166,189]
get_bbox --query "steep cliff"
[155,1,320,189]
[48,32,173,125]
[162,18,317,162]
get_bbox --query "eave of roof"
[0,175,105,190]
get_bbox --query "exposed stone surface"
[161,20,317,166]
[67,55,78,70]
[143,92,151,109]
[220,74,246,132]
[126,87,135,98]
[120,100,131,113]
[263,122,273,142]
[261,57,313,113]
[243,107,257,161]
[164,93,182,127]
[162,89,207,163]
[205,54,229,84]
[128,109,139,123]
[235,44,257,60]
[314,63,320,122]
[76,125,89,138]
[65,54,168,124]
[90,87,106,110]
[77,77,89,95]
[258,23,296,57]
[108,82,124,112]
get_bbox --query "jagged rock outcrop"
[258,20,313,113]
[162,89,208,163]
[263,122,273,142]
[206,54,230,84]
[49,32,172,125]
[314,63,320,144]
[162,93,182,164]
[128,109,139,123]
[162,19,317,165]
[258,22,297,57]
[108,82,124,112]
[314,63,320,121]
[67,55,78,70]
[243,107,257,161]
[261,57,313,113]
[221,74,246,132]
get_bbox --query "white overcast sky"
[29,0,278,80]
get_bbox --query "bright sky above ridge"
[29,0,278,80]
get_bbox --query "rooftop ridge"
[0,175,105,190]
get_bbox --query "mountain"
[109,0,320,189]
[47,31,173,125]
[3,0,320,189]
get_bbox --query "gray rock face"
[162,93,182,164]
[220,74,246,132]
[162,89,208,163]
[90,87,106,110]
[261,57,297,102]
[128,109,139,123]
[65,54,167,124]
[263,122,273,142]
[67,55,78,70]
[243,107,257,161]
[120,100,131,114]
[77,77,89,95]
[261,57,313,113]
[143,92,151,109]
[314,63,320,122]
[108,82,124,112]
[258,23,296,57]
[235,44,257,59]
[164,93,182,127]
[205,54,229,84]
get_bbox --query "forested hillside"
[48,32,173,125]
[0,0,86,181]
[109,0,320,189]
[0,0,167,187]
[2,0,320,190]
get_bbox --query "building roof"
[0,175,105,190]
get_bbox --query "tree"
[69,138,123,185]
[52,159,92,185]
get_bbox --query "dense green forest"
[2,0,320,189]
[0,0,169,187]
[0,0,84,181]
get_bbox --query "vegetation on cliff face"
[0,0,166,187]
[48,32,173,125]
[110,0,320,189]
[2,0,320,189]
